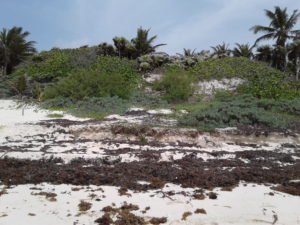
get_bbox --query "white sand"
[0,183,299,225]
[1,100,300,225]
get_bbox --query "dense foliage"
[179,95,300,130]
[13,47,98,82]
[42,56,139,100]
[153,68,196,102]
[188,57,299,99]
[0,27,36,75]
[188,57,284,80]
[42,91,167,118]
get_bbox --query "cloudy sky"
[1,0,300,54]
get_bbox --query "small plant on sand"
[78,200,92,212]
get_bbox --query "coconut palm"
[211,43,231,58]
[272,45,289,70]
[232,43,253,58]
[131,27,166,57]
[255,45,273,65]
[0,27,36,75]
[288,40,300,80]
[251,6,300,47]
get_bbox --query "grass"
[47,113,64,118]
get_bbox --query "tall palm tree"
[288,40,300,80]
[211,43,231,58]
[232,43,253,58]
[251,6,300,47]
[0,27,36,75]
[255,45,273,65]
[131,27,166,57]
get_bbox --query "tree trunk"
[3,61,7,76]
[296,57,300,81]
[2,48,8,76]
[284,52,288,71]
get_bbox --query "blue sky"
[1,0,300,54]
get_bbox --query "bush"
[42,56,139,100]
[189,57,299,99]
[179,95,300,130]
[91,56,139,83]
[70,96,130,117]
[12,47,99,83]
[0,77,14,98]
[14,50,73,82]
[188,57,283,80]
[239,75,300,99]
[41,97,76,109]
[129,91,168,108]
[154,68,195,102]
[42,69,136,100]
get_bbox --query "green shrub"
[12,47,99,82]
[41,97,76,110]
[189,57,299,99]
[154,68,196,102]
[188,57,283,80]
[14,50,72,82]
[16,75,27,95]
[42,56,139,100]
[91,56,139,82]
[214,90,234,102]
[0,77,14,98]
[239,75,300,99]
[70,96,130,117]
[42,69,135,100]
[129,91,167,108]
[179,95,300,130]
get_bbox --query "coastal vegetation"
[0,6,300,130]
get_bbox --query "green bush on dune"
[188,57,284,80]
[179,95,300,130]
[13,49,74,82]
[42,56,139,100]
[153,68,196,103]
[188,57,300,99]
[69,96,130,117]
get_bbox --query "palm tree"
[0,27,36,75]
[251,6,300,47]
[288,40,300,80]
[183,48,196,57]
[255,45,273,65]
[211,43,231,58]
[97,42,116,56]
[131,27,166,57]
[232,43,253,58]
[113,37,130,58]
[272,45,290,70]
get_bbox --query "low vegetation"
[187,57,300,99]
[179,95,300,130]
[42,92,167,118]
[42,56,139,100]
[153,68,196,102]
[0,6,300,131]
